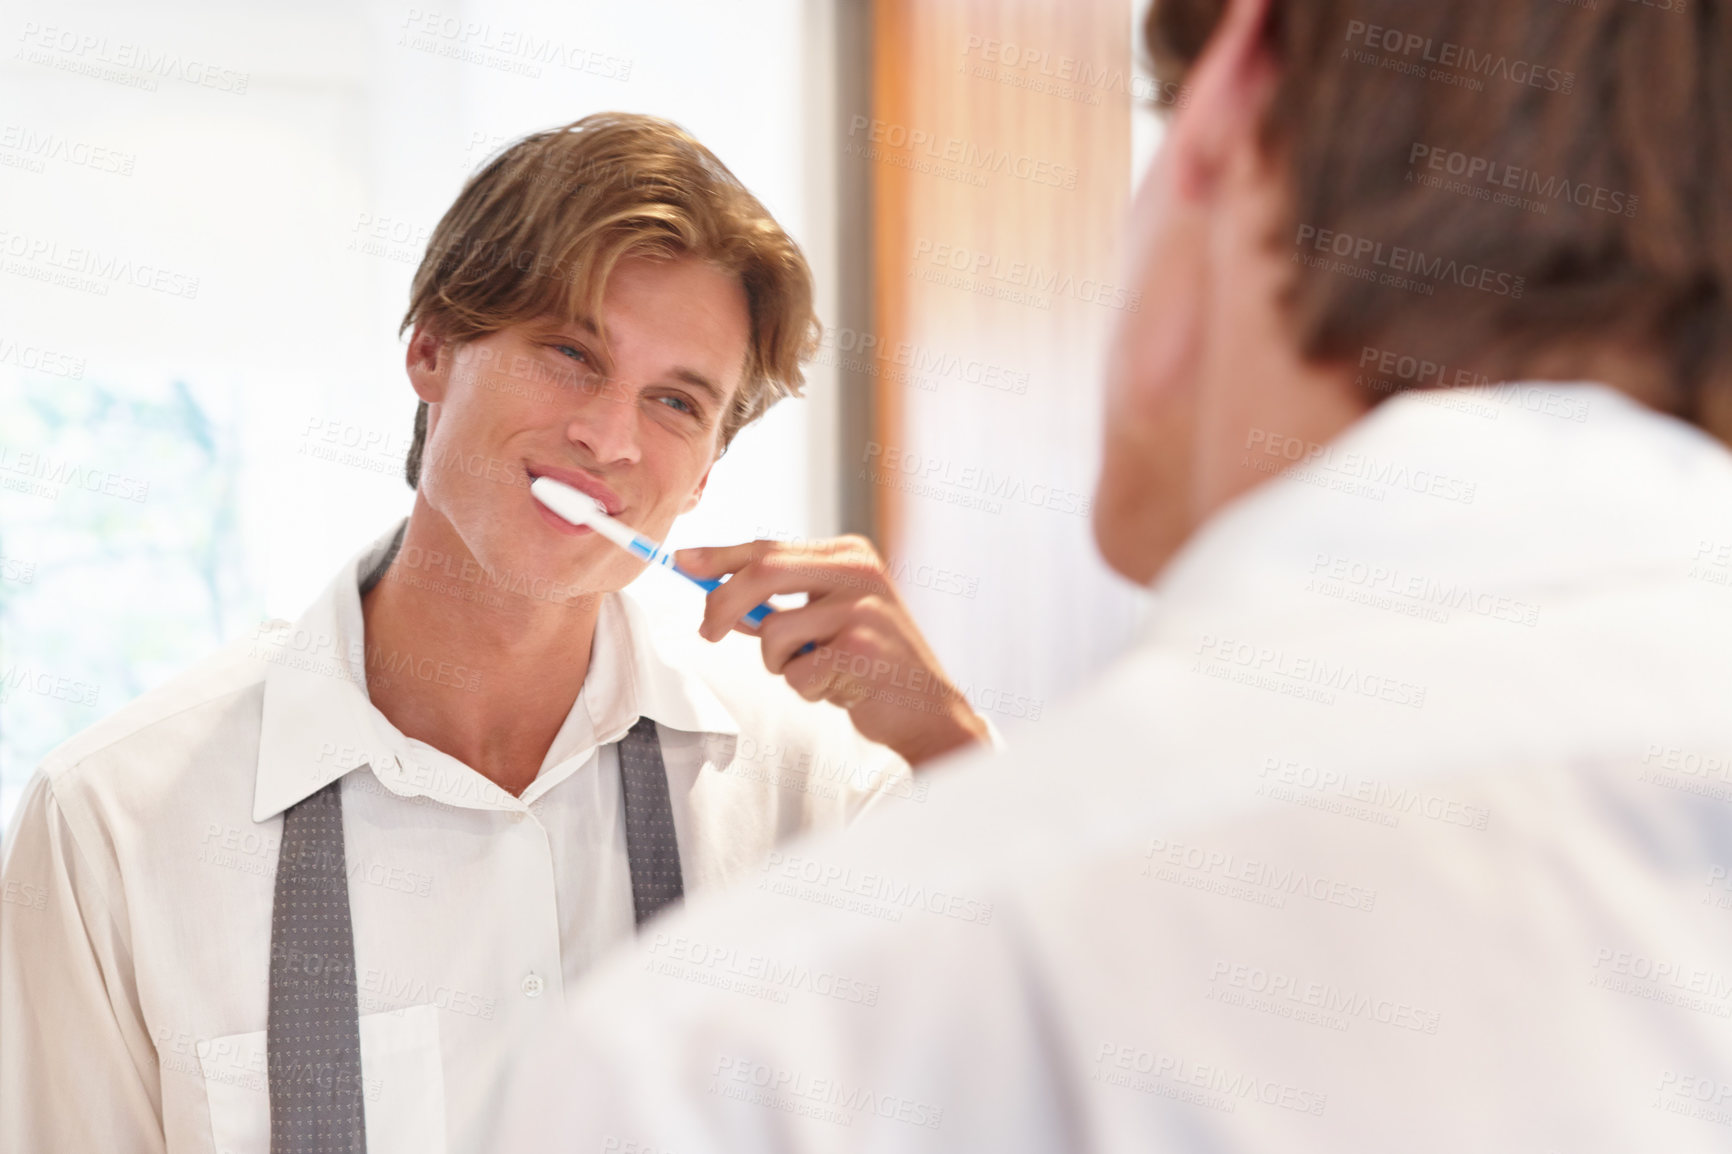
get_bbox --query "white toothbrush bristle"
[530,476,603,525]
[530,475,643,555]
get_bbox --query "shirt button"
[521,972,545,998]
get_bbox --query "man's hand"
[674,536,991,768]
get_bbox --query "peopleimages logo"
[958,36,1190,109]
[1243,427,1478,506]
[1294,225,1525,300]
[861,441,1092,518]
[0,334,86,380]
[1341,20,1575,94]
[812,327,1030,396]
[0,446,150,503]
[0,123,136,175]
[1093,1041,1328,1117]
[15,22,251,94]
[397,8,632,81]
[1192,632,1429,710]
[912,238,1141,311]
[847,116,1078,190]
[709,1055,944,1130]
[1206,960,1443,1035]
[0,229,201,299]
[0,665,101,707]
[1408,144,1638,218]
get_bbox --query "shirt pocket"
[201,1004,447,1154]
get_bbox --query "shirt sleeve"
[1,771,165,1154]
[841,714,1008,825]
[981,715,1009,751]
[837,737,921,824]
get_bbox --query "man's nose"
[565,379,643,466]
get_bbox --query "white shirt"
[502,382,1732,1153]
[0,523,916,1154]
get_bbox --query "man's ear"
[680,458,716,514]
[1167,0,1277,200]
[406,324,452,405]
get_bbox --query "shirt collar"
[252,521,739,821]
[522,585,739,806]
[596,589,741,740]
[1145,381,1715,638]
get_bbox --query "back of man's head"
[1145,0,1732,444]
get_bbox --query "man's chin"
[463,537,621,610]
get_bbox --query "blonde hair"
[400,112,820,486]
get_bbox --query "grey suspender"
[617,716,686,926]
[266,725,682,1152]
[266,529,685,1150]
[268,783,368,1153]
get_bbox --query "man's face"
[407,253,751,597]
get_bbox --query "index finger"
[691,541,884,643]
[673,540,776,580]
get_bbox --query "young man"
[504,2,1732,1151]
[0,113,988,1152]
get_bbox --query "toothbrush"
[531,475,784,629]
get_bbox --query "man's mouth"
[525,463,626,517]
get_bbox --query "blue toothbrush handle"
[627,537,818,655]
[670,564,815,654]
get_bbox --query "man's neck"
[359,507,604,798]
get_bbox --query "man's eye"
[656,395,695,415]
[554,344,588,364]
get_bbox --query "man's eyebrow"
[543,317,615,370]
[668,368,724,406]
[545,316,605,344]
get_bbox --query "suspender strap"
[268,781,367,1153]
[265,719,683,1147]
[617,717,685,925]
